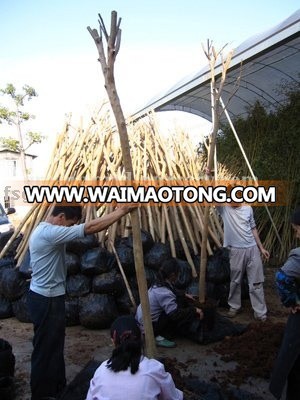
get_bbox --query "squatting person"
[86,315,183,400]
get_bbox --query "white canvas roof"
[131,10,300,122]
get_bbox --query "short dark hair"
[159,258,179,279]
[51,205,82,221]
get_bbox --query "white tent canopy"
[131,10,300,122]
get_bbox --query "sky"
[0,0,299,176]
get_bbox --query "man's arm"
[252,227,270,260]
[84,206,133,235]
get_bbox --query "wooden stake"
[88,10,156,358]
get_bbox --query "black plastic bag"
[18,250,32,279]
[66,234,99,256]
[206,282,230,307]
[12,292,32,323]
[0,257,15,270]
[0,296,13,319]
[144,242,171,270]
[59,359,101,400]
[66,274,91,298]
[126,230,154,252]
[206,248,230,284]
[92,272,125,295]
[0,268,28,301]
[66,252,81,276]
[79,293,118,329]
[114,239,135,276]
[114,291,134,314]
[0,339,15,377]
[80,247,112,276]
[65,297,80,327]
[174,239,196,261]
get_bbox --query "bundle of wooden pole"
[1,107,225,274]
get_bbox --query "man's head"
[291,207,300,239]
[159,258,179,284]
[49,205,82,227]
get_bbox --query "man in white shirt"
[217,205,269,321]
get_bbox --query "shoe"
[155,336,176,348]
[254,314,267,322]
[227,308,241,318]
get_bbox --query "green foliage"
[0,136,20,152]
[0,83,44,153]
[217,89,300,182]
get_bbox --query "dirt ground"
[0,266,290,400]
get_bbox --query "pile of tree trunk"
[1,106,225,275]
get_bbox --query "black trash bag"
[0,257,15,270]
[186,279,199,297]
[59,359,102,400]
[12,291,32,323]
[114,238,135,276]
[66,274,91,298]
[126,230,154,252]
[201,312,247,345]
[18,250,32,279]
[0,375,15,400]
[114,291,135,314]
[92,271,125,295]
[184,377,265,400]
[66,234,99,256]
[206,282,230,308]
[0,296,13,319]
[65,297,80,327]
[79,293,118,329]
[0,339,15,377]
[174,259,193,290]
[184,377,225,400]
[144,242,171,271]
[66,252,81,276]
[227,387,265,400]
[174,239,196,261]
[80,247,112,276]
[206,248,230,284]
[0,268,28,301]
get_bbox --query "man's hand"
[196,308,204,320]
[185,293,196,302]
[291,305,300,314]
[260,248,270,261]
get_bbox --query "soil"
[0,266,290,400]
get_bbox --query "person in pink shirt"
[86,315,183,400]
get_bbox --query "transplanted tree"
[0,83,45,181]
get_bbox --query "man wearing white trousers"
[217,205,270,321]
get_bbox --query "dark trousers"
[27,290,66,400]
[269,313,300,400]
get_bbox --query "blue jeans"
[27,290,66,400]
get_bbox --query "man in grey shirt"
[217,205,270,321]
[27,204,132,400]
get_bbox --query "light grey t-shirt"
[29,221,85,297]
[136,285,178,331]
[217,205,257,248]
